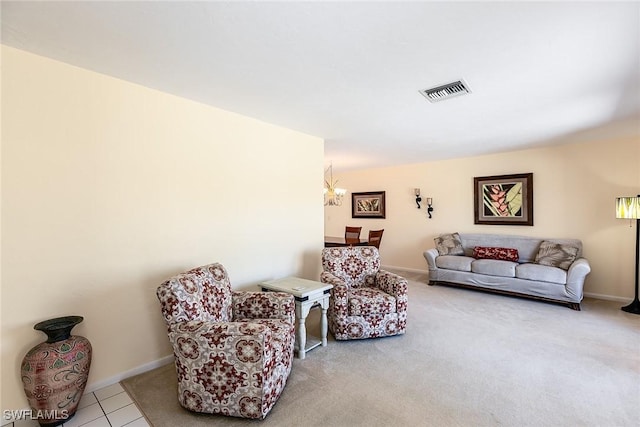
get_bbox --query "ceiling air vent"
[420,80,471,103]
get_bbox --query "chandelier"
[324,163,346,206]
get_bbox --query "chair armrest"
[232,291,294,323]
[566,258,591,302]
[321,272,349,316]
[375,270,409,314]
[321,271,346,287]
[375,270,408,296]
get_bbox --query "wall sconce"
[427,198,434,218]
[414,188,422,208]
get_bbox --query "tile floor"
[2,383,148,427]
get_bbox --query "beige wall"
[1,46,324,409]
[2,44,638,411]
[325,130,640,300]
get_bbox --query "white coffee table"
[260,277,333,359]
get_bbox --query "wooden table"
[324,236,368,247]
[260,277,333,359]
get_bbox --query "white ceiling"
[2,1,639,171]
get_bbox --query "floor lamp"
[616,195,640,315]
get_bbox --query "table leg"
[296,303,308,359]
[321,308,328,346]
[320,298,329,346]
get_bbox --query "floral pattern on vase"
[321,246,408,340]
[21,315,92,427]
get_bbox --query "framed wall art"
[474,173,533,225]
[352,191,386,218]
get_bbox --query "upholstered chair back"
[157,263,233,325]
[321,246,381,289]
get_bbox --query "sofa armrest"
[423,248,439,270]
[232,291,294,323]
[423,248,440,282]
[565,257,591,301]
[321,271,349,317]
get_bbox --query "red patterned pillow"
[473,246,519,262]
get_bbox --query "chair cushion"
[348,287,396,316]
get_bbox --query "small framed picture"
[474,173,533,225]
[352,191,386,219]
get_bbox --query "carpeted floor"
[121,272,640,426]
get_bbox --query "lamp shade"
[616,196,640,219]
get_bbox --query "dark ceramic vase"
[21,316,92,427]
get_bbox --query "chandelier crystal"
[324,163,346,206]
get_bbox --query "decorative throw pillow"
[473,246,519,262]
[534,241,579,270]
[434,232,464,256]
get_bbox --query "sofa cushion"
[473,246,519,262]
[436,255,474,272]
[534,241,579,270]
[471,259,517,277]
[516,263,566,284]
[434,232,464,256]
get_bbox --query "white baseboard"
[583,292,629,303]
[381,265,429,275]
[85,354,174,394]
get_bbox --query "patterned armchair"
[156,263,295,419]
[321,246,408,340]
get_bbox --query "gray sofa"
[423,233,591,310]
